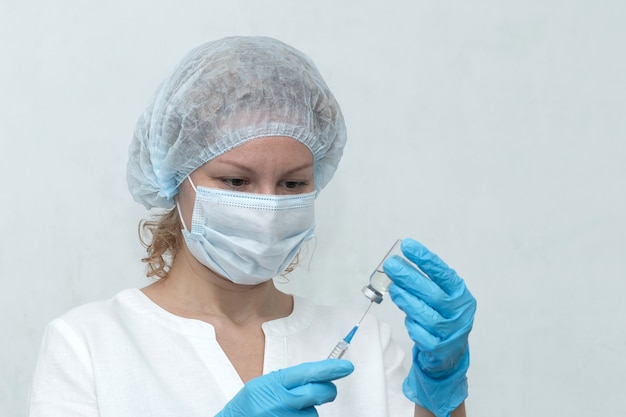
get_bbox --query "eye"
[282,181,309,190]
[221,178,249,189]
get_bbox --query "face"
[177,136,314,228]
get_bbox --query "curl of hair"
[138,208,182,279]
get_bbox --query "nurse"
[29,37,475,417]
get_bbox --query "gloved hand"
[215,359,354,417]
[383,238,476,417]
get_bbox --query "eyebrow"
[215,160,314,175]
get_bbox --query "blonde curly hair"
[138,208,182,279]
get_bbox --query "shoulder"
[34,289,143,368]
[46,288,144,337]
[59,288,140,318]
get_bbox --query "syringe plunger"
[327,340,350,359]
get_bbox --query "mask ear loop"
[176,176,197,232]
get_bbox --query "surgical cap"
[127,36,347,209]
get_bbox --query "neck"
[142,248,293,324]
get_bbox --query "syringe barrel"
[327,340,349,359]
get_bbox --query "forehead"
[210,136,314,165]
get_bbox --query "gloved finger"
[276,360,354,390]
[383,256,452,310]
[292,407,319,417]
[400,238,464,296]
[403,316,442,352]
[389,283,460,341]
[388,283,442,326]
[407,314,472,355]
[282,381,339,409]
[392,281,476,338]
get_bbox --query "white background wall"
[1,1,625,416]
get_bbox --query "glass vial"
[362,239,404,304]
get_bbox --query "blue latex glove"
[384,238,476,417]
[215,359,354,417]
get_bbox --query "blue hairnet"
[127,36,347,209]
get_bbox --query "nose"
[256,183,280,195]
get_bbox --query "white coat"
[29,289,414,416]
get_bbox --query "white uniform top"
[29,289,414,417]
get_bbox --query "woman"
[29,36,475,417]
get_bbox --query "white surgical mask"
[178,178,316,285]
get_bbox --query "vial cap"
[362,285,383,304]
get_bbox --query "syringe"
[327,240,406,359]
[327,301,373,359]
